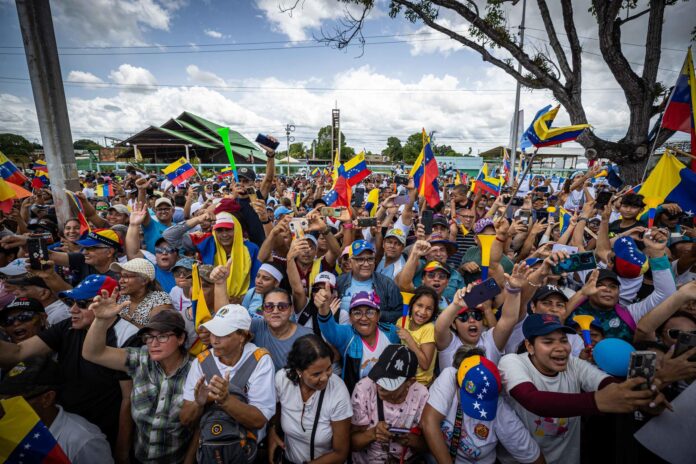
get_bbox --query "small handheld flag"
[162,158,197,186]
[522,105,591,148]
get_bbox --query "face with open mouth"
[422,271,449,297]
[526,331,572,375]
[454,311,484,345]
[410,295,436,326]
[1,310,44,343]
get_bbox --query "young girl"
[396,286,438,386]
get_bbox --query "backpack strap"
[309,388,326,461]
[228,348,270,399]
[197,349,222,382]
[614,304,637,331]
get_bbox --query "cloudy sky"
[0,0,692,155]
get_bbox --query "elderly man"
[337,240,403,324]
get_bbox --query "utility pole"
[284,124,295,176]
[331,107,341,164]
[508,0,527,186]
[16,0,79,225]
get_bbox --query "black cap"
[367,345,417,391]
[0,356,62,396]
[532,285,569,303]
[312,198,327,208]
[593,269,620,286]
[432,214,449,228]
[522,313,575,339]
[0,297,45,316]
[27,219,59,237]
[238,167,256,181]
[136,310,186,337]
[6,275,50,290]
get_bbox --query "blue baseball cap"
[522,313,575,339]
[350,239,375,257]
[525,257,541,267]
[274,206,293,219]
[457,355,502,421]
[59,275,119,301]
[172,257,196,271]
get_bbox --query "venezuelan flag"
[661,47,695,170]
[32,160,48,173]
[365,188,379,217]
[0,151,28,186]
[0,396,70,463]
[475,176,503,197]
[163,157,197,186]
[32,173,49,189]
[522,105,591,148]
[400,291,414,328]
[638,150,696,215]
[220,166,233,178]
[559,207,572,235]
[323,175,352,208]
[189,262,213,356]
[65,189,91,234]
[338,151,371,186]
[97,183,114,197]
[409,129,440,208]
[311,167,321,177]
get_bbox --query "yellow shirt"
[398,316,437,385]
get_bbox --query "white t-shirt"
[359,329,393,378]
[497,353,609,464]
[673,259,696,286]
[504,316,584,358]
[113,318,138,347]
[44,299,70,326]
[428,367,540,464]
[182,342,276,441]
[49,405,114,464]
[275,370,353,463]
[439,328,501,372]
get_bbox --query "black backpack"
[196,348,269,464]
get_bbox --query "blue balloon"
[593,338,635,377]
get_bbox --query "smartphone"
[464,278,502,308]
[595,191,613,209]
[394,175,409,186]
[394,195,410,206]
[628,351,657,390]
[320,207,342,218]
[255,133,280,150]
[27,237,49,270]
[674,331,696,362]
[518,210,532,225]
[536,186,549,193]
[510,197,524,207]
[551,251,597,274]
[357,217,378,228]
[245,187,256,196]
[421,210,434,236]
[679,215,695,227]
[288,219,308,239]
[551,244,578,255]
[388,427,411,436]
[535,211,549,222]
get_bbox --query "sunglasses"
[155,247,177,255]
[173,270,192,278]
[263,302,291,313]
[456,311,484,322]
[61,298,93,309]
[0,311,38,327]
[667,328,696,339]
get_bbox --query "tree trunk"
[617,156,649,186]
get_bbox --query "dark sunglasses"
[0,311,38,327]
[457,311,483,322]
[155,247,177,255]
[61,298,93,309]
[263,302,290,313]
[667,328,696,339]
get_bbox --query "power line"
[523,26,685,53]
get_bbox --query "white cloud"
[67,71,105,85]
[186,65,226,87]
[108,64,158,91]
[52,0,184,46]
[204,29,225,39]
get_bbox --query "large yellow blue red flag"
[338,151,371,186]
[0,151,28,186]
[522,105,591,148]
[637,150,696,215]
[163,157,197,186]
[661,47,695,170]
[0,396,70,463]
[365,188,380,216]
[409,129,440,207]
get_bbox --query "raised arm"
[395,240,430,292]
[125,202,148,260]
[259,141,277,199]
[82,290,129,372]
[434,286,470,351]
[635,281,696,343]
[492,263,533,351]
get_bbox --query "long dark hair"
[408,286,439,324]
[285,334,334,385]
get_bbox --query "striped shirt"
[125,346,192,463]
[448,229,476,268]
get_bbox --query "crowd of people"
[0,140,694,464]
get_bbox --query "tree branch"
[641,0,664,87]
[616,7,651,25]
[536,0,573,82]
[560,0,581,86]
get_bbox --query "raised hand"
[412,240,431,258]
[580,269,601,297]
[209,257,232,284]
[129,202,149,226]
[88,289,125,320]
[505,262,533,290]
[643,228,669,257]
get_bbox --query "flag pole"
[503,149,539,216]
[640,121,665,183]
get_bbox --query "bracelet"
[496,236,506,243]
[261,219,270,224]
[527,280,542,288]
[504,283,522,294]
[577,217,588,222]
[343,223,354,229]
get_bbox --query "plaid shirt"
[126,346,192,463]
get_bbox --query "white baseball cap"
[0,258,29,277]
[201,304,251,337]
[313,271,336,288]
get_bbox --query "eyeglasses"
[425,271,449,280]
[142,332,175,344]
[155,208,172,213]
[155,247,177,255]
[119,273,140,281]
[352,256,375,266]
[456,311,484,322]
[173,270,192,278]
[61,298,93,309]
[350,308,379,319]
[263,302,291,313]
[0,311,38,326]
